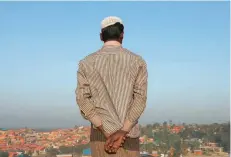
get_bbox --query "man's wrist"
[119,129,129,136]
[97,125,106,134]
[121,119,138,133]
[97,125,103,131]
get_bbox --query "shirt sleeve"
[121,58,148,132]
[75,61,102,128]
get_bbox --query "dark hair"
[101,22,124,42]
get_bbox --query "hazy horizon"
[0,2,230,128]
[2,120,230,130]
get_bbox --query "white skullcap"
[101,16,123,29]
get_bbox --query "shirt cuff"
[121,119,137,132]
[89,114,102,128]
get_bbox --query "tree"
[159,142,168,154]
[190,141,200,151]
[74,143,90,154]
[169,120,173,126]
[142,125,153,138]
[81,136,87,140]
[173,140,181,157]
[179,126,193,140]
[180,141,189,156]
[146,143,153,154]
[23,154,30,157]
[7,138,11,145]
[27,150,32,157]
[163,122,169,149]
[169,147,175,157]
[147,124,152,128]
[140,126,146,136]
[46,148,59,157]
[163,121,168,126]
[0,151,9,157]
[140,144,145,152]
[59,146,73,154]
[220,122,230,152]
[153,123,160,128]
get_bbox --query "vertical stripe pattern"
[76,45,148,138]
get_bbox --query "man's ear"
[100,33,103,41]
[120,32,124,40]
[119,32,124,42]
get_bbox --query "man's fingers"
[108,140,114,147]
[105,145,110,151]
[111,145,119,153]
[115,146,120,152]
[105,138,113,152]
[105,136,113,147]
[109,139,121,153]
[105,139,110,146]
[112,144,119,149]
[105,131,127,154]
[108,137,115,147]
[111,147,116,153]
[104,143,110,152]
[106,146,116,154]
[109,141,114,148]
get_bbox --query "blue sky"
[0,2,230,128]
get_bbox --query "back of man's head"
[100,16,124,42]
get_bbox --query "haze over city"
[0,2,229,128]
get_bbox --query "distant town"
[0,122,229,157]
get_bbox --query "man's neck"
[104,41,121,46]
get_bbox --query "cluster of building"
[0,125,229,157]
[139,142,227,157]
[0,126,90,155]
[138,124,228,157]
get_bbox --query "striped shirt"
[75,45,148,138]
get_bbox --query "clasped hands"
[97,125,128,154]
